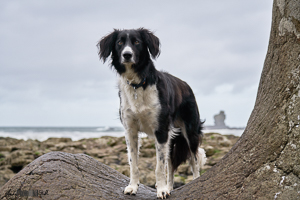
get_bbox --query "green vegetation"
[214,149,221,154]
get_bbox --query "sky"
[0,0,273,127]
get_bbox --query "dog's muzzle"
[123,51,133,61]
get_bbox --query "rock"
[173,176,185,188]
[0,152,157,199]
[177,164,190,175]
[139,168,156,188]
[213,110,227,128]
[0,168,14,187]
[44,138,72,143]
[145,172,156,187]
[216,135,232,147]
[141,138,155,149]
[68,141,87,150]
[0,133,240,189]
[91,138,110,148]
[140,149,156,158]
[101,136,119,147]
[204,145,216,157]
[41,138,72,150]
[119,153,128,165]
[9,150,34,166]
[9,140,39,152]
[54,142,67,151]
[112,144,127,153]
[138,157,156,171]
[85,148,106,157]
[118,165,130,177]
[0,137,23,146]
[104,155,119,165]
[185,175,194,184]
[0,146,12,152]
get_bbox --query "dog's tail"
[170,136,206,172]
[170,134,191,172]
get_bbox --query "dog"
[97,28,206,199]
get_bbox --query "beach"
[0,126,244,141]
[0,130,240,189]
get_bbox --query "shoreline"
[0,127,245,142]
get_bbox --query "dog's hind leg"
[189,152,200,179]
[124,130,140,195]
[189,148,207,179]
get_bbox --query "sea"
[0,127,244,141]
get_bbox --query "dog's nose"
[123,52,133,60]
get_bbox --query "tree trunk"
[1,0,300,199]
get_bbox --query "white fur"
[119,64,206,198]
[155,140,170,199]
[167,157,174,191]
[124,130,139,195]
[120,66,162,195]
[119,67,161,138]
[198,148,207,168]
[122,46,133,54]
[121,46,135,63]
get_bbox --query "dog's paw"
[167,185,173,192]
[156,187,170,199]
[124,184,139,195]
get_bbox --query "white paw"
[156,187,170,199]
[124,184,139,195]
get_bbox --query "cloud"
[0,0,273,126]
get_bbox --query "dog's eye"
[134,41,139,45]
[118,41,123,45]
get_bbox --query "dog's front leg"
[155,141,170,199]
[124,130,139,195]
[167,157,174,191]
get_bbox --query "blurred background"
[0,0,273,139]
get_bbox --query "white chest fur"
[119,77,161,136]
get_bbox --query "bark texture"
[1,0,300,199]
[0,152,157,200]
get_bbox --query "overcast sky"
[0,0,273,127]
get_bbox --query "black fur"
[97,28,203,172]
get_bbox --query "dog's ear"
[97,29,119,62]
[139,28,160,59]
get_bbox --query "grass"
[213,149,221,154]
[107,139,112,146]
[151,143,155,149]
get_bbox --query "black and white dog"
[97,28,206,199]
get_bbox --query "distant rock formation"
[205,110,229,129]
[213,111,227,128]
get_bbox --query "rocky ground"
[0,132,239,189]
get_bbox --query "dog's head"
[97,28,160,74]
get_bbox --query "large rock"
[0,152,156,199]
